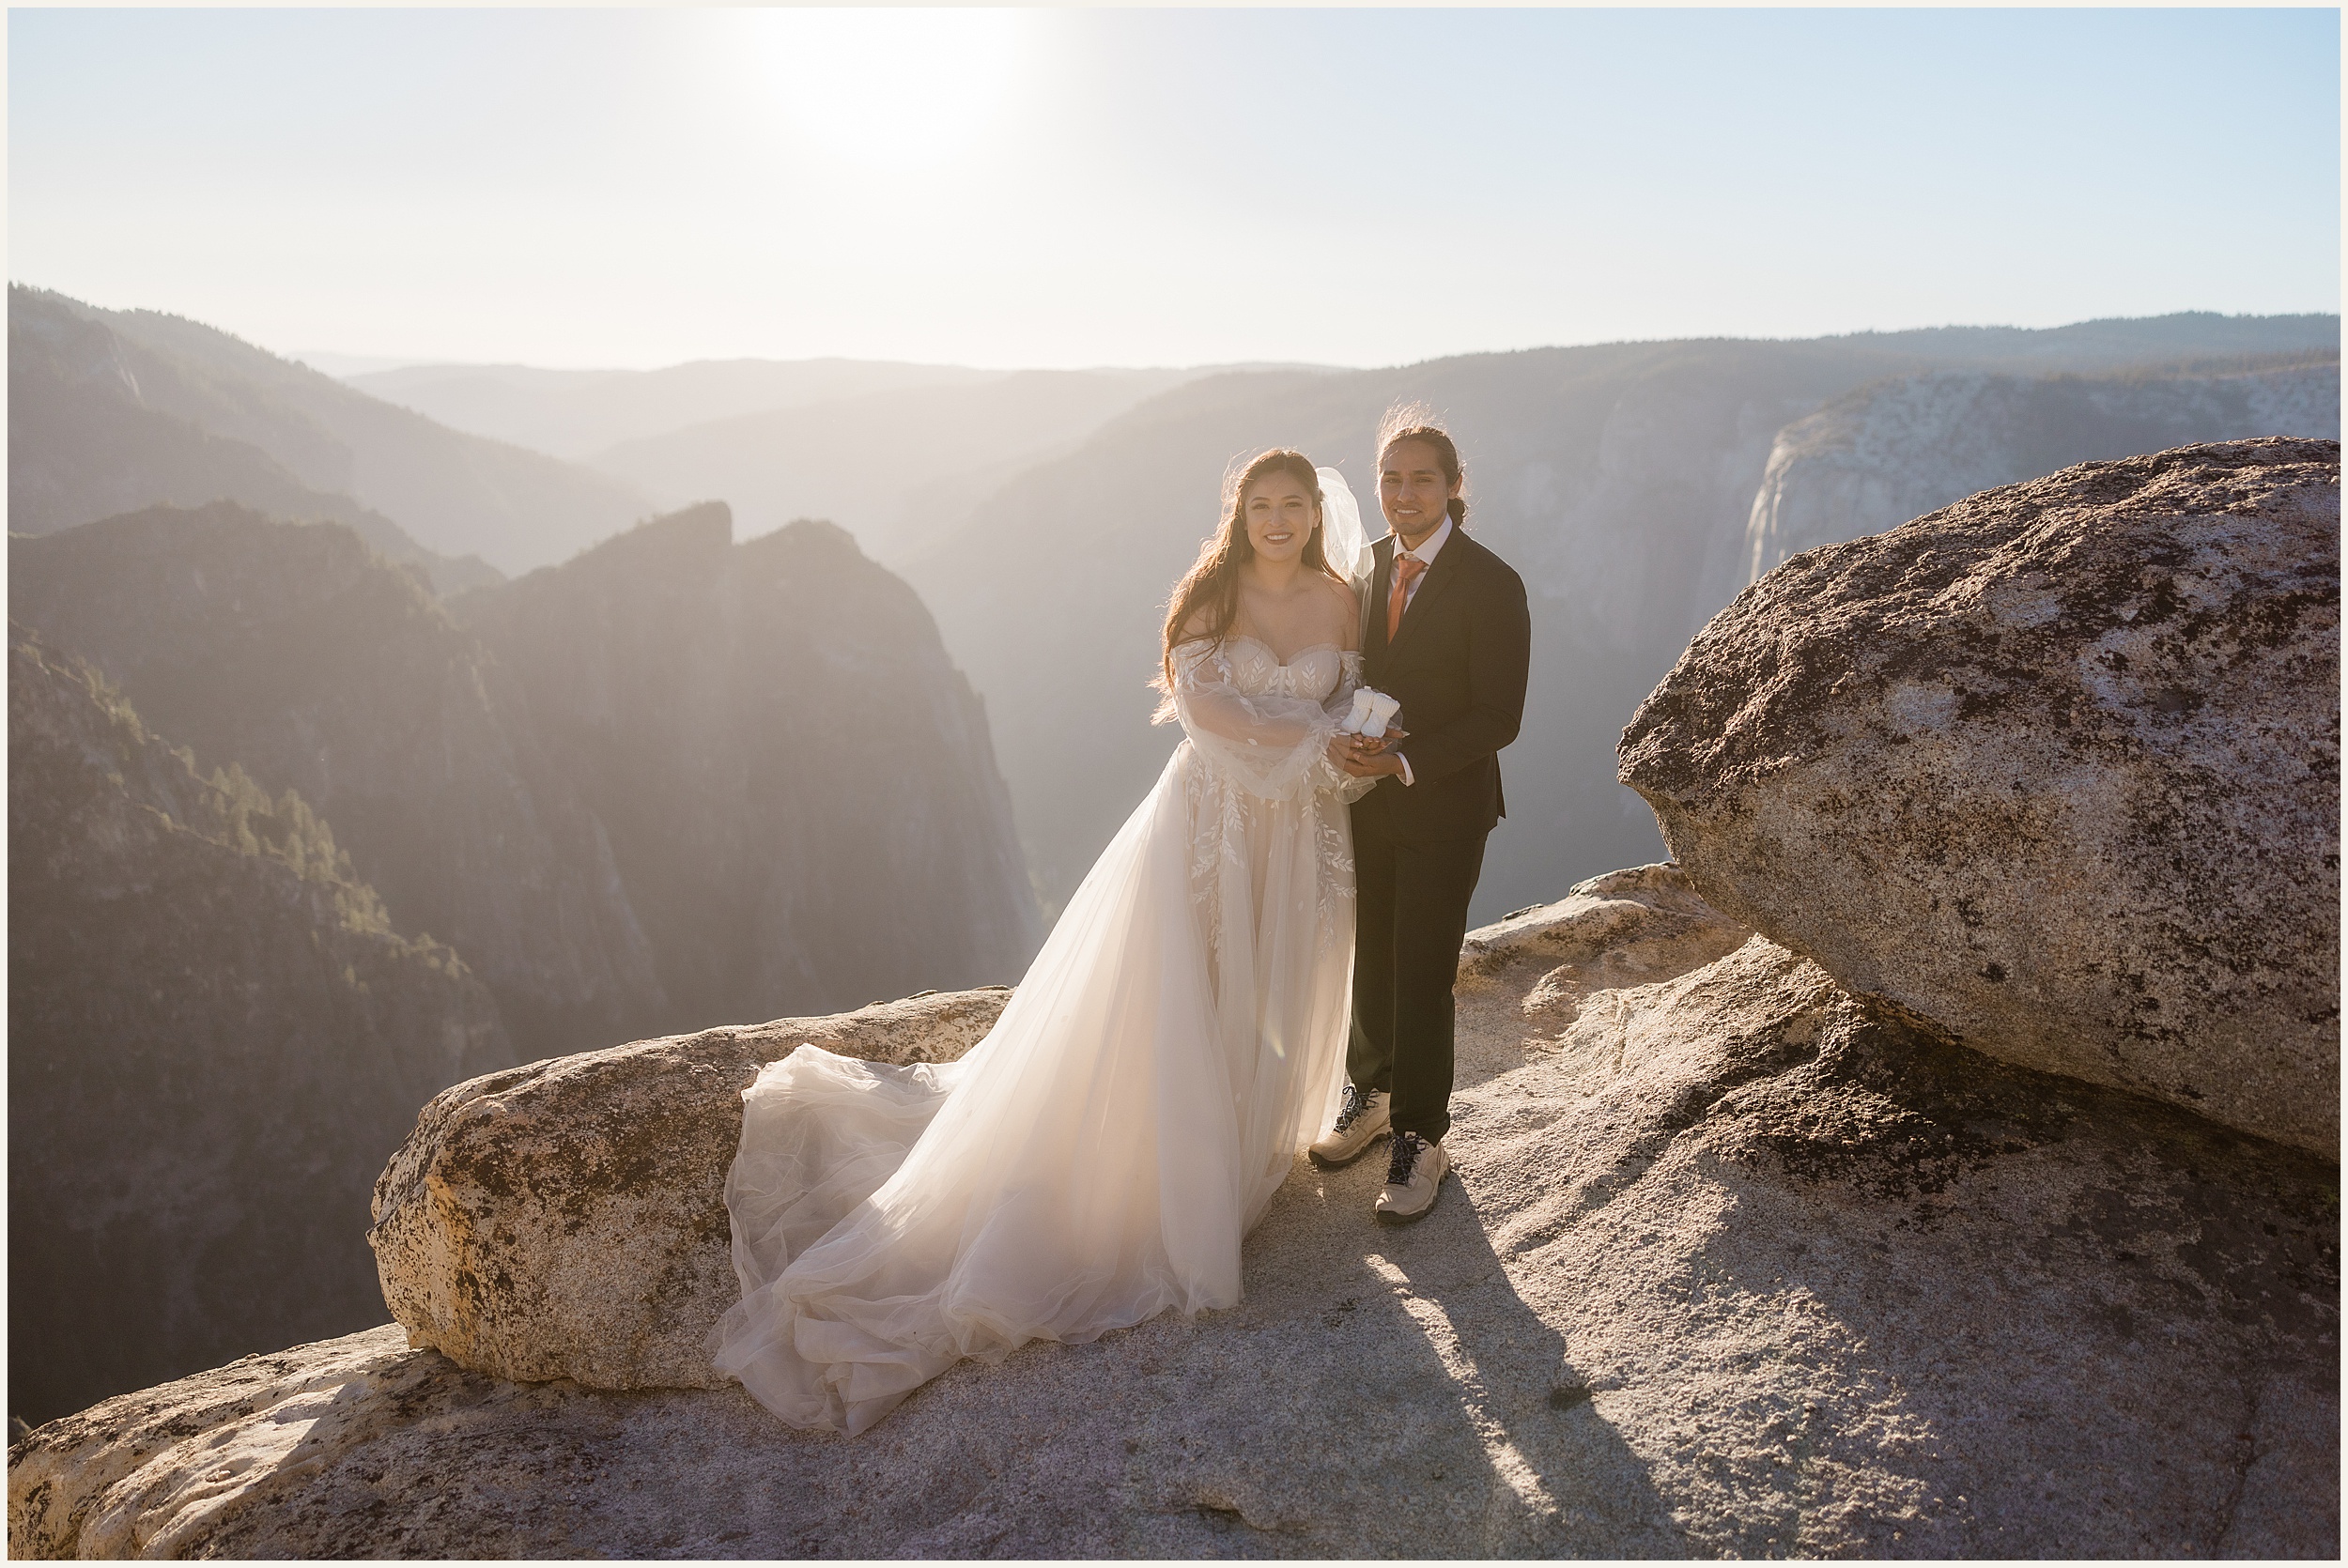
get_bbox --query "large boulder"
[13,884,2335,1558]
[1622,438,2340,1156]
[366,988,1010,1391]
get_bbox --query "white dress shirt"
[1386,517,1453,787]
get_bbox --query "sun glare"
[748,8,1029,171]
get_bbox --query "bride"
[710,449,1379,1434]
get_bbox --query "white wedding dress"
[711,634,1370,1434]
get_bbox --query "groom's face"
[1380,439,1457,546]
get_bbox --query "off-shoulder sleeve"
[1167,640,1358,801]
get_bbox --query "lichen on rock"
[365,987,1010,1391]
[1622,438,2340,1156]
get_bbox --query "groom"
[1315,407,1531,1223]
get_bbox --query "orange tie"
[1387,554,1427,644]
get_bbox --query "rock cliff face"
[456,507,1042,1030]
[10,501,1041,1059]
[8,503,668,1056]
[9,869,2335,1558]
[10,400,2340,1555]
[1745,361,2340,582]
[8,631,508,1428]
[1623,439,2340,1156]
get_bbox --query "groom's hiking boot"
[1374,1131,1450,1223]
[1308,1085,1390,1169]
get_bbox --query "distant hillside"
[9,503,665,1055]
[10,285,654,574]
[588,367,1221,564]
[11,500,1041,1058]
[8,628,510,1428]
[348,358,1000,459]
[900,314,2341,923]
[1818,311,2340,370]
[8,288,499,594]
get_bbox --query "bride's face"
[1242,472,1320,564]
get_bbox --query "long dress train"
[710,637,1368,1434]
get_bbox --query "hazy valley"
[7,289,1050,1422]
[349,302,2339,924]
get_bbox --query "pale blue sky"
[9,7,2340,369]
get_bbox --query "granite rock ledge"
[11,889,2337,1558]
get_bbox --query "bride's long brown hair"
[1154,449,1344,706]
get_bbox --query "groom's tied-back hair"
[1377,402,1469,528]
[1154,448,1342,706]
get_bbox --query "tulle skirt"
[710,741,1355,1434]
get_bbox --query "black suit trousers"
[1347,808,1487,1146]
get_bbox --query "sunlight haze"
[9,7,2340,369]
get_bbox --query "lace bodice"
[1165,634,1366,804]
[1218,636,1352,702]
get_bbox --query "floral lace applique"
[1170,639,1362,961]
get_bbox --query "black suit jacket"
[1354,527,1532,844]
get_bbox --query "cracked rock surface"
[11,869,2335,1558]
[1623,438,2340,1156]
[366,987,1013,1391]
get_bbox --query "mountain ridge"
[584,365,1222,563]
[348,357,1004,459]
[8,287,501,594]
[9,285,654,574]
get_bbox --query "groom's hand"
[1339,744,1407,779]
